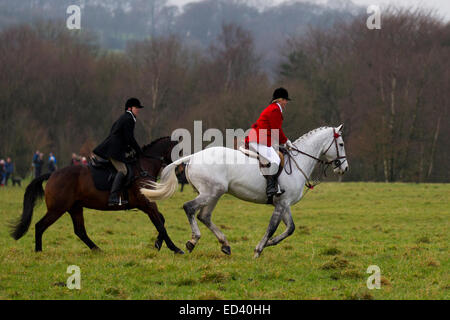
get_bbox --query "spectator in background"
[33,152,44,178]
[48,152,57,173]
[0,159,5,186]
[32,151,40,178]
[71,153,81,165]
[81,157,88,166]
[4,157,14,186]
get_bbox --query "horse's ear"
[337,124,344,133]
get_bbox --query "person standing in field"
[0,159,5,186]
[71,153,81,166]
[32,151,41,178]
[4,157,14,186]
[48,152,57,173]
[33,152,44,178]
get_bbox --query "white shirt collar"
[127,110,136,122]
[276,102,283,113]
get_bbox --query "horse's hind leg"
[197,196,231,255]
[35,210,65,252]
[154,211,165,250]
[183,193,216,252]
[69,206,99,250]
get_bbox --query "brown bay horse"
[10,137,184,254]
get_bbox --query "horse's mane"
[293,126,331,144]
[142,136,171,155]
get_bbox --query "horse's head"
[141,137,179,168]
[322,124,349,175]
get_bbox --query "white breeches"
[249,142,280,175]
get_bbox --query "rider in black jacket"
[93,98,144,206]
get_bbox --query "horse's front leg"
[266,207,295,247]
[254,204,286,258]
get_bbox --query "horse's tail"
[140,155,194,201]
[10,173,51,240]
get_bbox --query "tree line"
[0,8,448,182]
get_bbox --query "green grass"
[0,182,448,300]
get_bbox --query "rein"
[135,154,165,181]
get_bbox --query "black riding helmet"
[272,87,291,102]
[125,98,145,111]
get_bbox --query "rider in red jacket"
[245,88,294,203]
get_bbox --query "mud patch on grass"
[345,289,374,300]
[175,278,196,286]
[320,257,349,270]
[331,269,363,280]
[320,247,341,256]
[297,225,310,235]
[122,261,138,267]
[200,271,231,283]
[425,257,440,267]
[343,251,358,257]
[105,287,128,299]
[197,290,224,300]
[417,236,431,244]
[381,276,391,287]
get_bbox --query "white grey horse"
[140,125,349,258]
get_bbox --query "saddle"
[239,145,286,178]
[88,157,135,196]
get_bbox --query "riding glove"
[286,140,295,149]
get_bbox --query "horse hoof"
[186,241,195,253]
[253,250,261,259]
[155,239,163,251]
[92,247,103,253]
[221,245,231,255]
[175,249,185,255]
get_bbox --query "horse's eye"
[339,143,344,147]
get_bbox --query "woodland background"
[0,0,448,182]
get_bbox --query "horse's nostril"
[345,167,348,172]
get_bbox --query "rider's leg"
[249,143,283,201]
[109,158,128,206]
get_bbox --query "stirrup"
[108,194,120,206]
[119,196,128,206]
[276,185,285,196]
[108,195,128,206]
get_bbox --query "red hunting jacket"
[245,103,288,147]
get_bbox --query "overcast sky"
[167,0,450,21]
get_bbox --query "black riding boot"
[265,175,285,204]
[108,172,127,206]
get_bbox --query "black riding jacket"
[93,111,142,163]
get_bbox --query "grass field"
[0,181,448,300]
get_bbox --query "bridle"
[285,129,347,189]
[321,129,347,169]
